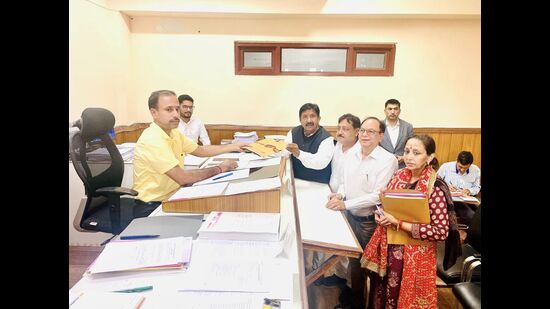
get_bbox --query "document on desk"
[224,177,281,196]
[453,195,479,202]
[239,157,281,169]
[143,292,265,309]
[192,168,250,186]
[70,292,144,309]
[184,154,208,166]
[87,236,192,274]
[168,182,228,201]
[198,212,280,242]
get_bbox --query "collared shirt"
[385,119,400,149]
[338,145,398,216]
[329,140,360,192]
[177,117,211,145]
[133,122,198,202]
[437,161,481,196]
[281,129,335,170]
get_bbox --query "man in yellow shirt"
[133,90,247,205]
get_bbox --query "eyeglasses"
[181,105,195,110]
[359,128,380,136]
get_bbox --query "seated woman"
[361,134,461,309]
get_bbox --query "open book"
[381,189,431,245]
[198,211,281,241]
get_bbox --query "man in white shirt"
[283,103,335,184]
[326,117,398,309]
[379,99,413,169]
[177,94,211,145]
[313,113,361,288]
[438,150,481,225]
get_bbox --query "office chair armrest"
[96,186,138,197]
[462,260,481,282]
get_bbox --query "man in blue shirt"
[438,151,481,225]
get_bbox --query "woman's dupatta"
[360,166,462,276]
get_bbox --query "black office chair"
[437,204,481,285]
[69,107,156,235]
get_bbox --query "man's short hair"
[361,116,386,133]
[384,98,401,108]
[338,113,361,129]
[457,151,474,165]
[178,94,194,104]
[148,90,176,109]
[299,103,320,118]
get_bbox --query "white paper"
[184,154,208,166]
[239,157,281,169]
[192,169,250,186]
[168,182,228,201]
[225,177,281,196]
[143,292,265,309]
[264,135,287,141]
[70,292,144,309]
[87,237,192,274]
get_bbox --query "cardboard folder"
[381,189,431,245]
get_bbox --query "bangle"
[215,166,223,174]
[396,219,402,231]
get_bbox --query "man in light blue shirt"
[437,151,481,196]
[438,151,481,225]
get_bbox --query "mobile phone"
[375,204,385,217]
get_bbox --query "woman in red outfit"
[361,135,461,309]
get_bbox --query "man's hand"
[218,159,238,172]
[326,198,345,211]
[448,184,458,192]
[461,188,471,196]
[286,143,300,157]
[230,142,249,152]
[328,192,343,201]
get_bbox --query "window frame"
[235,41,395,76]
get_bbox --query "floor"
[69,245,460,308]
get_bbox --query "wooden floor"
[69,246,460,308]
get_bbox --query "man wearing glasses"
[379,99,413,169]
[177,94,211,145]
[327,117,397,309]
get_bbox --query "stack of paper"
[198,212,281,241]
[86,236,193,274]
[233,131,258,143]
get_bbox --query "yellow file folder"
[381,189,431,245]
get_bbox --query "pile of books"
[232,131,258,144]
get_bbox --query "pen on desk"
[212,172,233,181]
[120,234,160,240]
[112,286,153,293]
[69,292,83,307]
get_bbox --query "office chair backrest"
[465,204,481,254]
[69,108,123,221]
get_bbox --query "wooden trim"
[235,41,396,76]
[113,123,481,168]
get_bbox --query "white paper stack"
[233,131,258,144]
[198,212,281,242]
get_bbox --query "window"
[235,41,395,76]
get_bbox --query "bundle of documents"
[381,189,430,245]
[233,131,258,143]
[86,236,193,274]
[198,211,281,241]
[243,138,287,157]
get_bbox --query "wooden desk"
[162,158,287,214]
[69,157,308,308]
[293,179,362,286]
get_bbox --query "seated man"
[283,103,335,184]
[132,90,247,206]
[177,94,211,145]
[437,150,481,225]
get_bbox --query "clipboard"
[381,189,431,245]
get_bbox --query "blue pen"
[212,172,233,181]
[120,234,160,240]
[375,204,385,217]
[113,286,153,293]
